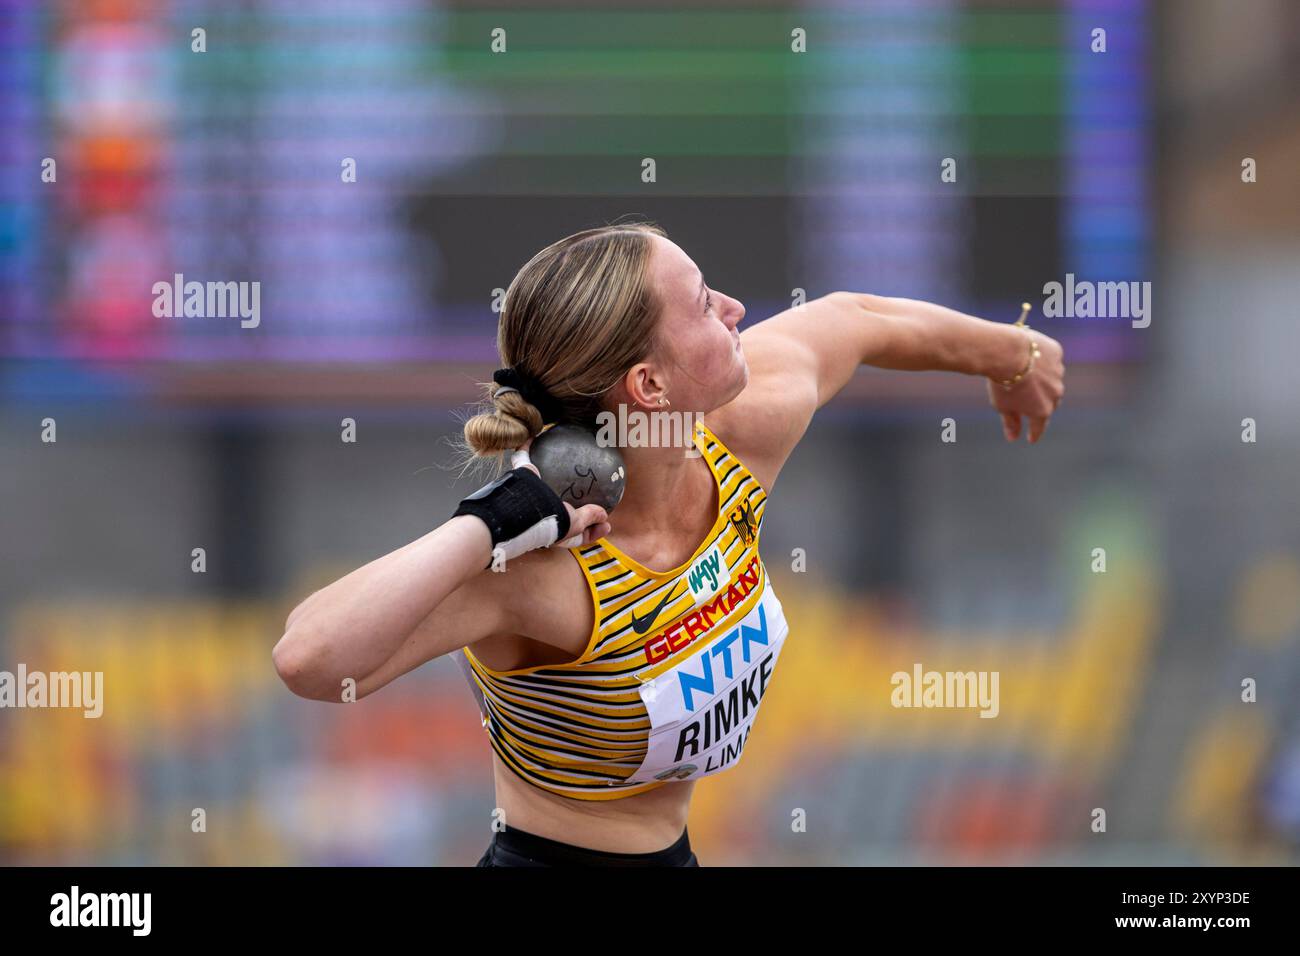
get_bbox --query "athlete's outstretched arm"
[714,292,1066,485]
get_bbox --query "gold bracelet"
[996,302,1041,391]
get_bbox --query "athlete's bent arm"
[274,463,609,702]
[273,516,505,701]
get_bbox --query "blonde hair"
[455,220,668,472]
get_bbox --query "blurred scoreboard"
[0,0,1148,403]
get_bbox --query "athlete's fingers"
[569,503,609,532]
[1000,411,1022,443]
[556,503,609,548]
[1026,415,1050,444]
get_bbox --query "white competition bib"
[623,585,788,785]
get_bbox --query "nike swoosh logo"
[630,583,686,635]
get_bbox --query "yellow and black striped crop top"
[456,417,790,801]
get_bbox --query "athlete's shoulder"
[525,541,600,639]
[703,394,795,496]
[705,318,821,492]
[472,542,596,667]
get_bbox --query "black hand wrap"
[453,467,572,569]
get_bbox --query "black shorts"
[475,824,700,867]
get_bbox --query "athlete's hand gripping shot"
[272,222,1065,867]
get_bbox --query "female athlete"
[272,221,1065,867]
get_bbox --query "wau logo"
[687,545,724,601]
[677,604,769,710]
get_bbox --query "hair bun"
[492,366,565,425]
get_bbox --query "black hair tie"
[492,366,566,426]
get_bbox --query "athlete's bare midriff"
[491,751,697,852]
